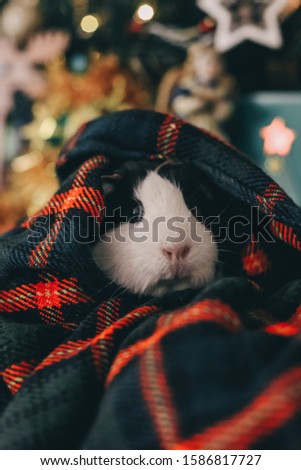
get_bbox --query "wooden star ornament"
[197,0,287,52]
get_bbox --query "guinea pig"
[92,159,234,297]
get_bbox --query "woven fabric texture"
[0,110,301,450]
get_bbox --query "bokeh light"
[136,4,155,22]
[80,15,99,33]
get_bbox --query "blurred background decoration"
[155,43,236,141]
[1,0,301,232]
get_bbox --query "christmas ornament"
[0,31,69,186]
[260,117,297,174]
[156,43,236,140]
[260,117,297,157]
[236,92,301,205]
[197,0,287,51]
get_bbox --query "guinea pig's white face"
[92,169,218,297]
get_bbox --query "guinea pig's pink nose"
[162,245,190,261]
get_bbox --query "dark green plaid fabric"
[0,110,301,450]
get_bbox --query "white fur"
[93,172,217,296]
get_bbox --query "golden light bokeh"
[80,14,99,33]
[136,4,155,22]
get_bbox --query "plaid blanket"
[1,110,301,450]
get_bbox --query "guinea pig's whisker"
[91,280,116,298]
[90,255,110,261]
[141,274,157,293]
[218,249,241,256]
[213,201,236,219]
[209,197,242,220]
[216,259,236,270]
[109,285,126,299]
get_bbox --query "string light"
[80,14,99,33]
[136,4,155,22]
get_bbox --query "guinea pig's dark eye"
[130,201,144,223]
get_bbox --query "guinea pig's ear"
[100,173,122,196]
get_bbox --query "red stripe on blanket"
[265,304,301,337]
[140,316,180,449]
[173,366,301,450]
[25,157,105,267]
[35,305,159,373]
[0,277,91,331]
[106,299,242,386]
[255,183,301,252]
[156,115,183,159]
[0,360,37,395]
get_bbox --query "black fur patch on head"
[100,160,158,228]
[100,159,232,233]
